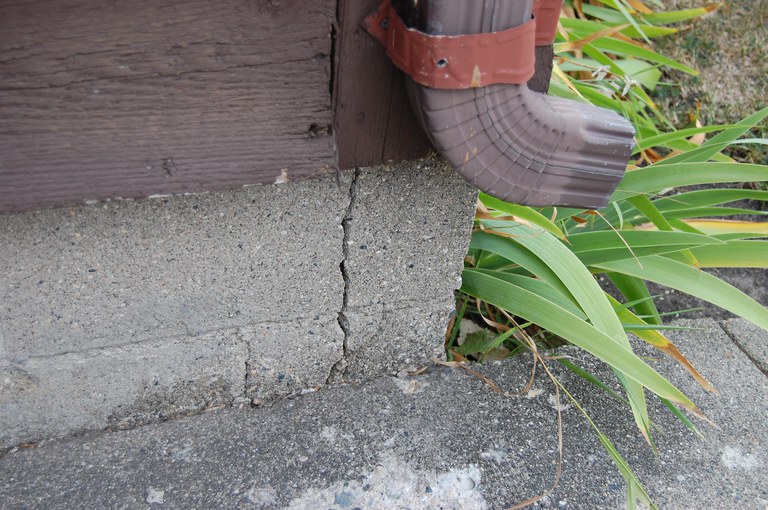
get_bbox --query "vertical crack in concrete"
[240,329,252,400]
[327,168,360,383]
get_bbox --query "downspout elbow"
[367,0,636,209]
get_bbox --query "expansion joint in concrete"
[328,168,359,383]
[240,329,252,399]
[717,320,768,377]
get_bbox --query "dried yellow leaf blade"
[555,24,630,52]
[683,220,768,235]
[625,0,653,14]
[607,296,716,393]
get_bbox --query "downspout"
[364,0,635,209]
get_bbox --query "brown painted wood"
[333,0,433,170]
[529,46,555,94]
[0,0,336,213]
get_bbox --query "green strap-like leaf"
[640,5,722,25]
[593,256,768,331]
[662,207,768,221]
[612,162,768,201]
[633,125,735,154]
[461,269,695,408]
[656,107,768,165]
[589,36,698,75]
[568,230,722,252]
[472,269,586,319]
[470,231,572,299]
[609,272,662,325]
[652,189,768,212]
[479,194,566,239]
[572,230,719,262]
[685,241,768,268]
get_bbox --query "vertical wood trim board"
[332,0,433,170]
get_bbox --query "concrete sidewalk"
[1,318,766,509]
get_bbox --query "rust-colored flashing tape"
[533,0,563,46]
[363,0,536,89]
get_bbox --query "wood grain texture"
[0,0,336,213]
[528,45,555,94]
[333,0,433,170]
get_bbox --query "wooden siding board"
[333,0,433,170]
[0,0,336,213]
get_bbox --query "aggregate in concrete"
[243,315,344,400]
[344,156,476,310]
[1,318,766,509]
[0,178,349,357]
[0,328,248,448]
[340,155,476,380]
[0,157,477,448]
[342,301,454,381]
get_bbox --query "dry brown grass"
[654,1,767,127]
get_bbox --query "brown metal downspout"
[365,0,635,209]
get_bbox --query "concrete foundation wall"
[0,157,476,448]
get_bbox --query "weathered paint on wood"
[1,0,557,214]
[0,0,336,213]
[333,0,433,170]
[529,46,555,94]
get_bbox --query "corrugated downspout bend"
[387,0,636,209]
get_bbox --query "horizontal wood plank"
[0,0,336,213]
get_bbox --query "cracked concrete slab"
[343,300,455,381]
[0,179,349,357]
[0,156,476,448]
[721,318,768,375]
[1,319,766,508]
[243,315,344,400]
[344,155,476,310]
[339,155,477,380]
[0,328,248,447]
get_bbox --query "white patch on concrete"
[457,319,485,346]
[319,425,337,442]
[548,394,571,412]
[246,486,278,507]
[479,449,509,464]
[721,446,762,471]
[168,446,194,462]
[285,453,488,509]
[392,377,430,395]
[146,487,165,504]
[526,388,544,399]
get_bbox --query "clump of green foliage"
[451,1,768,508]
